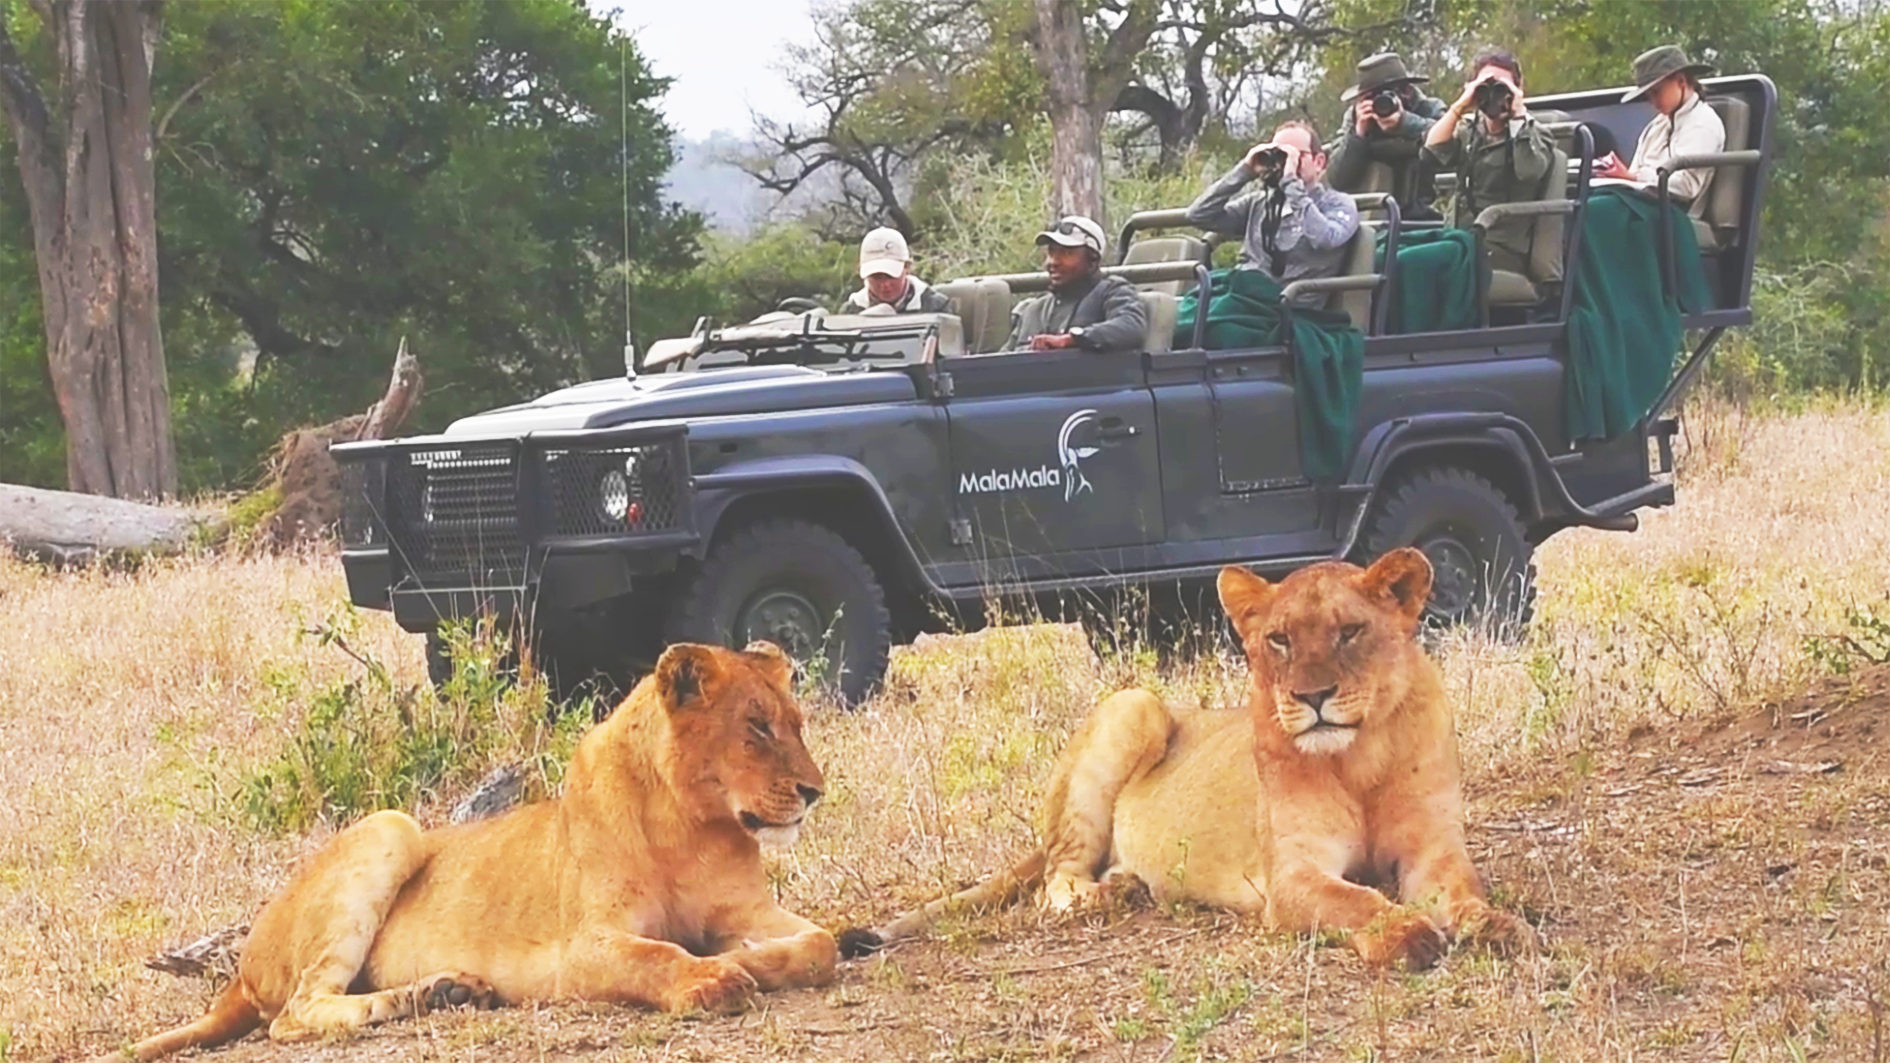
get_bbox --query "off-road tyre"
[1359,466,1536,640]
[664,518,891,709]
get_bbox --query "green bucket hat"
[1339,53,1429,103]
[1622,44,1715,103]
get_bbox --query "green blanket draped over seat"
[1374,227,1479,334]
[1565,186,1714,441]
[1172,268,1364,481]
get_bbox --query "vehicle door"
[1200,347,1321,534]
[936,348,1164,576]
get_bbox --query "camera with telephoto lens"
[1473,77,1514,120]
[1370,89,1400,118]
[1252,145,1287,185]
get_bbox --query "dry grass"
[3,396,1890,1061]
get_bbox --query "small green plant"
[236,608,587,834]
[1805,601,1890,675]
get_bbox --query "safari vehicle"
[331,74,1775,708]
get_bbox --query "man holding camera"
[1421,49,1557,274]
[1186,119,1360,308]
[1326,53,1447,220]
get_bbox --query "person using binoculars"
[1422,48,1557,274]
[1186,118,1360,308]
[1326,53,1447,221]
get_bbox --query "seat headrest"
[1122,236,1208,296]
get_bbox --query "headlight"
[599,469,630,522]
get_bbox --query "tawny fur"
[104,642,837,1061]
[858,550,1533,971]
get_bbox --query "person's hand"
[1595,153,1631,180]
[1241,142,1275,175]
[1354,103,1375,137]
[1029,333,1077,351]
[1296,145,1325,185]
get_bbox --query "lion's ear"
[654,643,727,712]
[1357,547,1433,625]
[742,640,796,689]
[1217,565,1275,641]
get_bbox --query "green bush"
[237,609,591,835]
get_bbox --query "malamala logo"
[958,409,1102,501]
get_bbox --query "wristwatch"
[1069,326,1089,348]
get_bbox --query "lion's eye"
[1339,623,1365,644]
[748,718,774,741]
[1265,632,1290,653]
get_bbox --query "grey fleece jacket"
[1186,165,1361,307]
[1006,272,1148,353]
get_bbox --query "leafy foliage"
[238,609,589,835]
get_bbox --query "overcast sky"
[607,0,819,140]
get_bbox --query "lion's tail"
[110,980,262,1062]
[837,847,1049,959]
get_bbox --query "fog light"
[599,470,630,522]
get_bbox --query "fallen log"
[0,484,218,565]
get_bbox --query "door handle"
[1097,422,1139,441]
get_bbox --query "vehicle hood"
[443,366,919,435]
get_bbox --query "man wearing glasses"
[1006,216,1149,352]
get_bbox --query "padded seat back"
[1702,95,1752,247]
[1121,236,1209,295]
[936,277,1014,353]
[1525,146,1573,286]
[1139,291,1179,354]
[1328,221,1379,331]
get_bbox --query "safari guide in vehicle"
[1186,119,1361,307]
[1007,216,1148,352]
[1596,44,1726,216]
[1421,49,1557,275]
[841,226,951,314]
[1325,53,1447,220]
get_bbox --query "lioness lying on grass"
[844,549,1533,970]
[104,641,836,1061]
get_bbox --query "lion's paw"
[1097,868,1153,910]
[1458,906,1536,957]
[668,958,757,1015]
[1353,911,1447,971]
[419,972,498,1014]
[1040,874,1097,913]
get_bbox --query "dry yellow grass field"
[2,396,1888,1062]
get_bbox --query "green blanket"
[1172,268,1364,481]
[1374,227,1479,334]
[1565,187,1714,441]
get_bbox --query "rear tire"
[664,518,892,709]
[1359,466,1536,639]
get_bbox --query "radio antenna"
[620,34,638,377]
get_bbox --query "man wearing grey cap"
[1006,216,1149,353]
[842,226,952,313]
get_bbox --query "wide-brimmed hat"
[1621,45,1715,103]
[1339,52,1429,103]
[1035,215,1106,256]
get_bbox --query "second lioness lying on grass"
[841,549,1533,970]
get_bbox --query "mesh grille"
[386,445,527,582]
[545,444,683,538]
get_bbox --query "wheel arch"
[690,461,941,640]
[1342,423,1546,557]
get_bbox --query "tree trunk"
[0,1,175,500]
[1030,0,1105,227]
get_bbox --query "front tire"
[1359,466,1535,639]
[665,518,892,708]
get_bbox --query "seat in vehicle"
[936,277,1015,353]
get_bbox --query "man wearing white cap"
[1005,215,1148,353]
[842,227,952,314]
